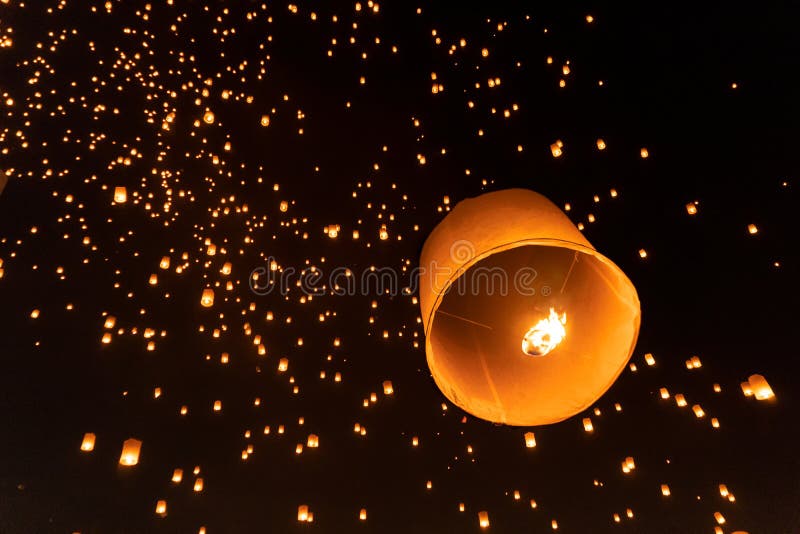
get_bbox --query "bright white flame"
[521,308,567,356]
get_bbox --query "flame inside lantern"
[521,308,567,357]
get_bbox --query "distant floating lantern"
[644,353,656,366]
[155,500,167,517]
[419,189,641,425]
[661,484,671,496]
[640,148,649,158]
[478,511,490,528]
[686,202,698,215]
[172,469,183,483]
[747,223,758,235]
[297,506,309,522]
[80,433,96,452]
[382,380,394,395]
[359,508,367,521]
[119,438,142,466]
[278,358,289,372]
[113,186,127,203]
[203,110,215,124]
[307,434,319,448]
[747,374,774,400]
[524,431,536,448]
[624,456,635,470]
[200,288,215,307]
[582,418,593,432]
[596,138,606,150]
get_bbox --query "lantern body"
[297,505,309,522]
[419,189,640,426]
[119,438,142,466]
[113,186,127,203]
[748,374,774,400]
[200,289,215,307]
[80,433,96,451]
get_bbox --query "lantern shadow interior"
[420,189,640,426]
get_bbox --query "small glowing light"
[522,308,566,357]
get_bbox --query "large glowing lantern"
[419,189,641,426]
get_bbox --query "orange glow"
[522,308,566,357]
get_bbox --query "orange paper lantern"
[419,189,641,425]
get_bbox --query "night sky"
[1,1,798,533]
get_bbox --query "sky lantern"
[113,186,127,203]
[297,505,310,522]
[155,500,167,517]
[478,511,490,528]
[747,374,774,400]
[419,189,641,425]
[200,288,215,307]
[119,438,142,466]
[524,431,536,448]
[80,433,96,452]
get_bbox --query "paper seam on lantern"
[473,328,506,421]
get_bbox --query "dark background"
[0,0,798,532]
